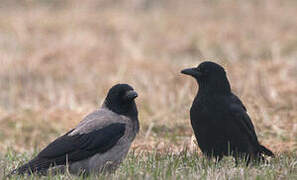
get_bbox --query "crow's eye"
[203,69,209,74]
[199,66,208,73]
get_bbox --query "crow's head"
[104,84,138,117]
[181,61,231,94]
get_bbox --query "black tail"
[10,157,52,175]
[259,145,275,157]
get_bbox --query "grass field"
[2,150,297,179]
[0,0,297,179]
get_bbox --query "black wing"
[229,94,274,157]
[38,123,126,163]
[229,94,259,147]
[12,123,126,175]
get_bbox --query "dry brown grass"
[0,0,296,155]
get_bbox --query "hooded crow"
[181,61,274,163]
[11,83,139,175]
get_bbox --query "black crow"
[10,84,139,175]
[181,61,274,163]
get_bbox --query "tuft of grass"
[2,149,297,180]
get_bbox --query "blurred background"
[0,0,296,154]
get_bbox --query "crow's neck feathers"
[103,98,139,134]
[103,97,138,117]
[198,75,231,96]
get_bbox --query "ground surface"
[0,0,296,179]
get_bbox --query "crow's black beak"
[124,90,138,100]
[181,68,201,77]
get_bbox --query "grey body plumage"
[68,107,139,174]
[11,84,139,175]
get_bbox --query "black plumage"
[181,61,274,163]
